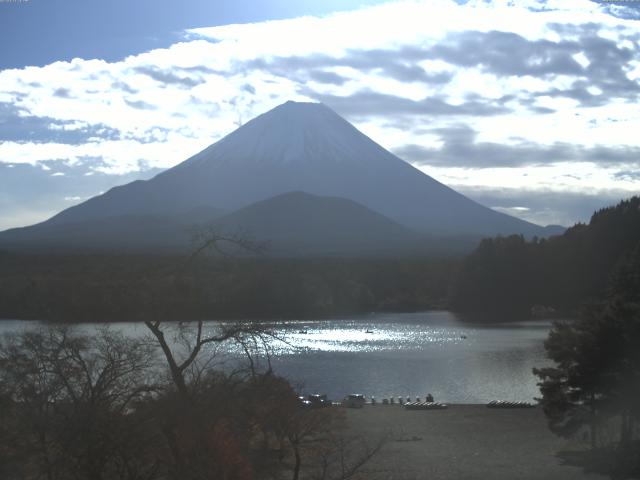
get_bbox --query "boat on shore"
[404,402,448,410]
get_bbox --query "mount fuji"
[0,101,560,254]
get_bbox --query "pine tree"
[534,242,640,473]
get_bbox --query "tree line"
[2,197,639,324]
[450,197,640,319]
[0,253,457,322]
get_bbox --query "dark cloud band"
[394,124,640,168]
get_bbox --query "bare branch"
[184,225,268,270]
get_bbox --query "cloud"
[0,159,162,230]
[613,170,640,181]
[243,48,455,86]
[124,98,157,110]
[595,2,640,20]
[241,83,256,94]
[307,90,509,118]
[236,23,639,109]
[1,0,640,228]
[111,80,138,94]
[394,123,640,168]
[457,185,633,227]
[307,70,348,85]
[430,30,585,77]
[532,26,640,106]
[53,87,73,98]
[132,65,207,88]
[0,102,121,144]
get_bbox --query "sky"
[1,0,639,230]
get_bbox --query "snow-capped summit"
[180,100,392,169]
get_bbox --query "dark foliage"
[0,224,390,480]
[534,243,640,478]
[451,196,640,319]
[0,325,385,480]
[0,328,160,480]
[0,254,457,322]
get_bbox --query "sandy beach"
[345,404,607,480]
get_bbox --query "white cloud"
[0,0,639,227]
[416,161,640,196]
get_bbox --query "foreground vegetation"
[533,242,640,478]
[0,234,388,480]
[0,313,385,480]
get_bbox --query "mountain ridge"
[0,101,561,254]
[0,191,425,256]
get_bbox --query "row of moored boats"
[486,400,535,408]
[404,402,448,410]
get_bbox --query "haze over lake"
[0,311,551,403]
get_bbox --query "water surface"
[0,311,552,403]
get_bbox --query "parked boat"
[404,402,448,410]
[487,400,535,409]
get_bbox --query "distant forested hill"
[450,197,640,318]
[0,254,457,322]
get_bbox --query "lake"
[0,311,552,403]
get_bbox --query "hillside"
[0,206,225,253]
[214,191,422,256]
[450,196,640,318]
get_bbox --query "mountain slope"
[35,101,548,237]
[0,192,422,255]
[0,206,225,253]
[214,191,422,255]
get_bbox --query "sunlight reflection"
[268,323,468,354]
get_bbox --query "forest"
[0,196,639,323]
[0,253,457,322]
[450,196,640,319]
[534,237,640,477]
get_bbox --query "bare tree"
[273,407,387,480]
[144,226,270,401]
[140,227,278,480]
[0,327,159,480]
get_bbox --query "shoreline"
[0,309,559,324]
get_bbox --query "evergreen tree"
[534,242,640,474]
[452,196,640,318]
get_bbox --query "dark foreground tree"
[0,325,385,480]
[0,229,386,480]
[0,327,160,480]
[139,228,385,479]
[534,243,640,476]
